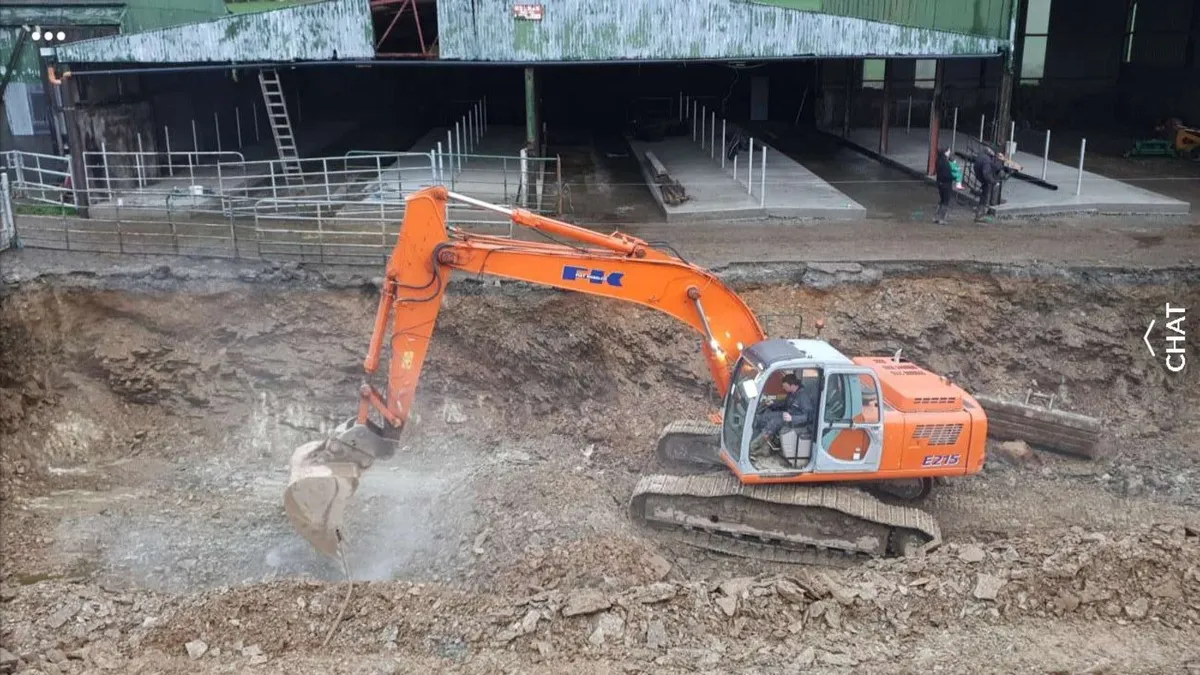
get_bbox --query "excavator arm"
[285,186,766,557]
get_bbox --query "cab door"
[811,367,884,474]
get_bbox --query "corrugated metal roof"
[437,0,1007,62]
[54,0,373,63]
[743,0,1014,40]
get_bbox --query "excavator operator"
[750,373,815,458]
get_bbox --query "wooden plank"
[976,394,1102,459]
[645,150,669,179]
[642,151,689,206]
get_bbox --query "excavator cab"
[719,339,885,478]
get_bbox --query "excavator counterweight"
[285,187,987,565]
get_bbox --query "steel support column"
[524,66,539,155]
[996,52,1014,149]
[926,59,945,177]
[880,59,892,155]
[842,60,853,138]
[61,75,90,216]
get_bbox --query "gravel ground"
[1,259,1198,674]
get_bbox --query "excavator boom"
[358,187,765,432]
[285,186,765,557]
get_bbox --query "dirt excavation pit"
[1,262,1199,674]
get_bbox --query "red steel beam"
[373,0,430,56]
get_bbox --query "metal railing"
[681,93,768,206]
[2,150,75,206]
[1,174,15,251]
[81,147,246,201]
[7,182,554,265]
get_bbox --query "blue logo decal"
[562,265,624,287]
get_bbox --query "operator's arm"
[784,394,812,426]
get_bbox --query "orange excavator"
[284,186,988,566]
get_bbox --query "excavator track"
[654,419,725,471]
[633,420,943,564]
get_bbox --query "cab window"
[822,373,881,424]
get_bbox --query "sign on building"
[513,4,544,20]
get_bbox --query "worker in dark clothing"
[973,149,1007,221]
[749,374,815,459]
[933,147,956,224]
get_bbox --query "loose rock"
[959,545,986,563]
[1125,598,1150,620]
[185,640,208,660]
[820,651,859,667]
[646,620,667,650]
[589,612,624,646]
[1150,579,1183,600]
[46,605,75,630]
[630,582,677,604]
[0,649,17,673]
[442,401,468,424]
[995,440,1035,464]
[774,578,807,604]
[973,574,1007,601]
[562,589,611,617]
[640,552,672,581]
[714,595,737,617]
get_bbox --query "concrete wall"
[79,100,161,186]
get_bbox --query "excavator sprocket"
[634,419,942,564]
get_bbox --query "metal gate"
[1,173,16,251]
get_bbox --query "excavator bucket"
[283,420,396,558]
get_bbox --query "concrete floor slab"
[627,135,763,221]
[627,134,865,222]
[842,127,1190,217]
[728,123,867,220]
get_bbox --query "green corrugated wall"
[120,0,229,32]
[744,0,1015,40]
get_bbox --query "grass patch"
[16,203,78,217]
[226,0,315,13]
